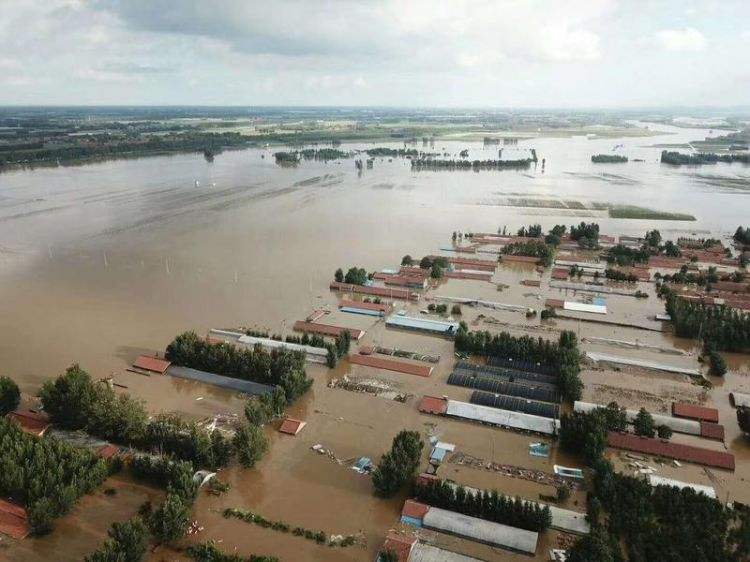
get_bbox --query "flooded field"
[1,122,750,561]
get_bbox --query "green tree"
[148,493,190,544]
[0,376,20,415]
[657,425,673,440]
[379,549,399,562]
[633,408,656,438]
[708,350,727,376]
[737,406,750,434]
[401,255,413,266]
[86,516,148,562]
[430,263,443,279]
[372,430,424,498]
[568,528,618,562]
[334,268,344,282]
[233,424,268,468]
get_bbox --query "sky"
[1,0,748,108]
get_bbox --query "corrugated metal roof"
[133,355,171,374]
[647,475,716,498]
[385,314,460,335]
[730,392,750,408]
[8,410,50,437]
[672,403,719,423]
[409,542,484,562]
[278,418,306,435]
[586,352,701,377]
[606,432,735,471]
[166,366,274,395]
[419,396,448,415]
[350,354,433,377]
[380,534,416,562]
[446,400,559,435]
[423,507,538,554]
[0,499,29,540]
[563,301,607,314]
[402,500,430,520]
[575,401,701,437]
[700,422,725,441]
[293,321,365,340]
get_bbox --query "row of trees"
[365,148,419,157]
[605,269,638,283]
[591,154,628,163]
[502,240,554,266]
[414,479,551,532]
[664,290,750,351]
[85,516,148,562]
[454,328,583,402]
[187,541,280,562]
[0,417,110,534]
[516,224,543,237]
[734,226,750,246]
[334,266,368,285]
[661,150,750,165]
[371,430,424,497]
[570,222,600,249]
[39,364,233,468]
[165,331,312,402]
[0,375,20,415]
[410,158,532,170]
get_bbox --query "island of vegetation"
[591,154,628,163]
[661,150,750,165]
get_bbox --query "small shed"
[0,499,30,540]
[133,355,172,374]
[278,418,306,435]
[8,410,50,437]
[418,396,448,415]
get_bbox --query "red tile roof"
[133,355,171,374]
[551,268,569,280]
[380,533,416,562]
[278,418,306,435]
[293,321,365,340]
[349,354,432,377]
[330,281,418,301]
[500,254,541,264]
[418,396,448,415]
[607,432,734,471]
[672,402,719,423]
[521,279,541,287]
[699,422,725,441]
[8,410,50,437]
[545,298,565,308]
[401,499,430,520]
[96,444,120,459]
[445,271,493,281]
[0,499,29,540]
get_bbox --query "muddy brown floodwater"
[1,122,749,561]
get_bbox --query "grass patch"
[608,206,695,221]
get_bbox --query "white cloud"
[655,27,707,52]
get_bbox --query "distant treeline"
[0,132,249,167]
[410,158,532,171]
[591,154,628,163]
[660,150,750,165]
[365,147,419,157]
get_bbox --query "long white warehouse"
[586,351,701,377]
[574,401,701,436]
[647,475,716,498]
[446,400,559,435]
[423,507,538,555]
[210,329,329,364]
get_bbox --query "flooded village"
[1,113,750,562]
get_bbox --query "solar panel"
[447,372,559,403]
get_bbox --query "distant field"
[484,196,695,221]
[608,206,696,221]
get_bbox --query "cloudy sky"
[1,0,748,107]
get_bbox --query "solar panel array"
[470,390,559,419]
[454,361,557,387]
[447,372,559,403]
